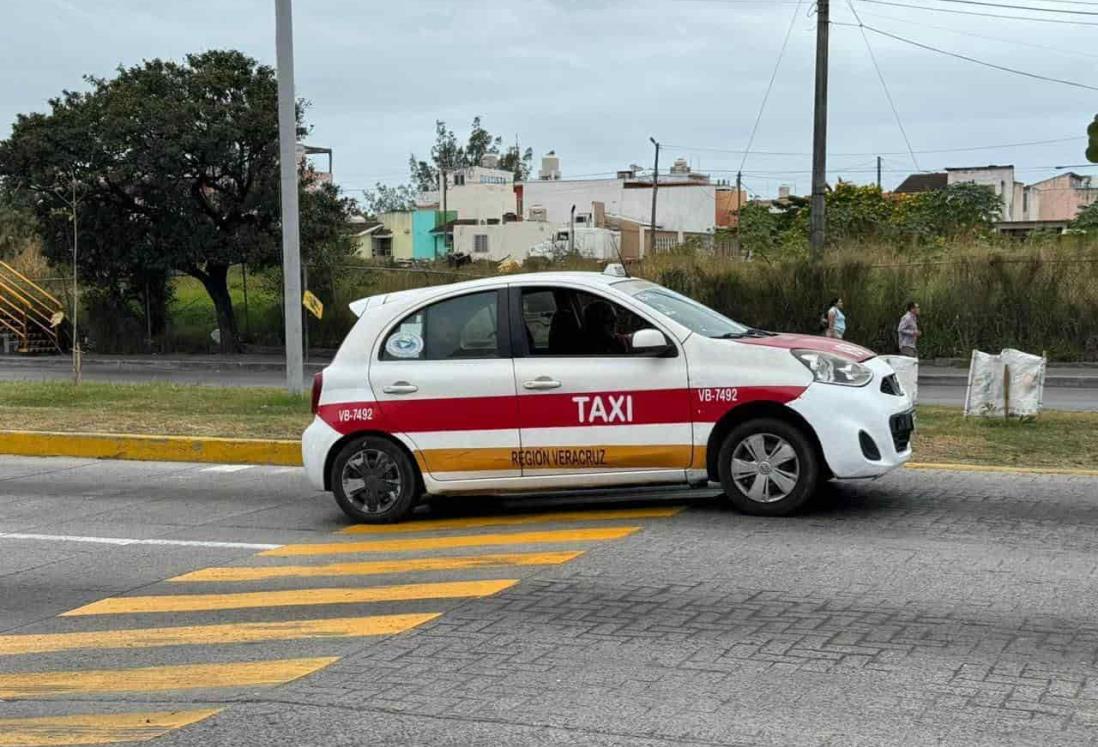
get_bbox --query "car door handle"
[523,377,561,390]
[383,381,419,394]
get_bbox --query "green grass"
[2,382,1096,470]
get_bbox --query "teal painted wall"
[412,210,455,259]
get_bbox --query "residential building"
[523,153,715,236]
[715,185,749,228]
[353,211,413,260]
[894,172,947,194]
[1024,172,1098,222]
[946,165,1025,221]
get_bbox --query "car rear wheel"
[331,436,418,524]
[717,418,818,516]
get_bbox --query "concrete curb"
[0,431,301,466]
[1,431,1095,478]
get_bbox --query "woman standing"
[824,297,846,339]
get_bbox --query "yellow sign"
[302,291,324,320]
[50,311,65,328]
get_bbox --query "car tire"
[717,418,819,516]
[330,436,419,524]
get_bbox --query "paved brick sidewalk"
[180,470,1098,746]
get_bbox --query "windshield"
[614,280,749,338]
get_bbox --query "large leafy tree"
[0,50,354,352]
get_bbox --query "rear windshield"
[614,279,749,338]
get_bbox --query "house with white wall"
[946,165,1025,222]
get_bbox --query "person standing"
[898,301,921,357]
[824,297,846,339]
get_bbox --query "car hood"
[736,333,876,362]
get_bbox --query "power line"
[661,135,1083,158]
[855,0,1098,24]
[846,1,920,170]
[928,0,1098,15]
[854,8,1098,60]
[835,22,1098,91]
[739,0,805,173]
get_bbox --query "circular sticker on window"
[386,333,424,359]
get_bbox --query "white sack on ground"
[964,349,1046,417]
[1000,348,1046,417]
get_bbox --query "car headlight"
[792,349,873,387]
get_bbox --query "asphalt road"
[2,456,1098,745]
[2,359,1097,411]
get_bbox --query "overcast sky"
[2,0,1095,197]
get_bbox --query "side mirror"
[631,328,672,355]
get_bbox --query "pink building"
[1025,172,1098,222]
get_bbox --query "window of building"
[381,291,500,361]
[373,237,392,257]
[473,234,489,253]
[454,173,466,186]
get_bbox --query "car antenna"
[607,234,630,278]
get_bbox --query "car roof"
[349,271,633,317]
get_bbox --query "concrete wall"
[1027,174,1098,221]
[523,179,715,233]
[947,167,1020,221]
[452,222,557,262]
[378,212,414,259]
[444,183,516,223]
[715,188,749,227]
[412,209,452,260]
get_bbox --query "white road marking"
[201,465,255,473]
[0,533,280,549]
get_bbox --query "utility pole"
[441,169,448,257]
[735,170,743,257]
[876,156,882,191]
[649,137,660,256]
[275,0,304,394]
[809,0,830,257]
[70,175,80,384]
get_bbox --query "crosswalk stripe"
[62,580,517,616]
[169,551,583,583]
[0,657,337,699]
[262,526,640,557]
[340,507,683,535]
[0,710,221,746]
[0,614,438,656]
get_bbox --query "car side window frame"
[377,288,511,362]
[507,284,678,359]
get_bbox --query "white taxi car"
[303,268,914,523]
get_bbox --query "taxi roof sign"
[603,263,627,278]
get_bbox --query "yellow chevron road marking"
[341,506,682,535]
[0,710,221,746]
[63,580,517,616]
[170,551,583,583]
[0,614,438,656]
[262,526,640,557]
[0,657,337,699]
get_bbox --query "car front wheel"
[331,436,418,524]
[717,418,819,516]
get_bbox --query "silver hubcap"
[341,449,402,514]
[730,433,800,504]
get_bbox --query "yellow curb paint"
[0,614,438,656]
[906,462,1098,477]
[262,526,641,558]
[0,710,221,746]
[63,580,517,616]
[0,657,337,699]
[341,507,682,535]
[0,430,300,467]
[170,551,584,583]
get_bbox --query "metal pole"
[569,204,575,255]
[735,170,743,256]
[809,0,830,256]
[649,137,660,256]
[71,176,80,385]
[877,156,882,191]
[276,0,304,394]
[441,169,448,257]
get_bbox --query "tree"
[408,117,533,187]
[361,183,417,215]
[1072,201,1098,231]
[0,191,38,260]
[0,50,354,352]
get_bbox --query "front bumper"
[788,359,914,479]
[302,417,343,491]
